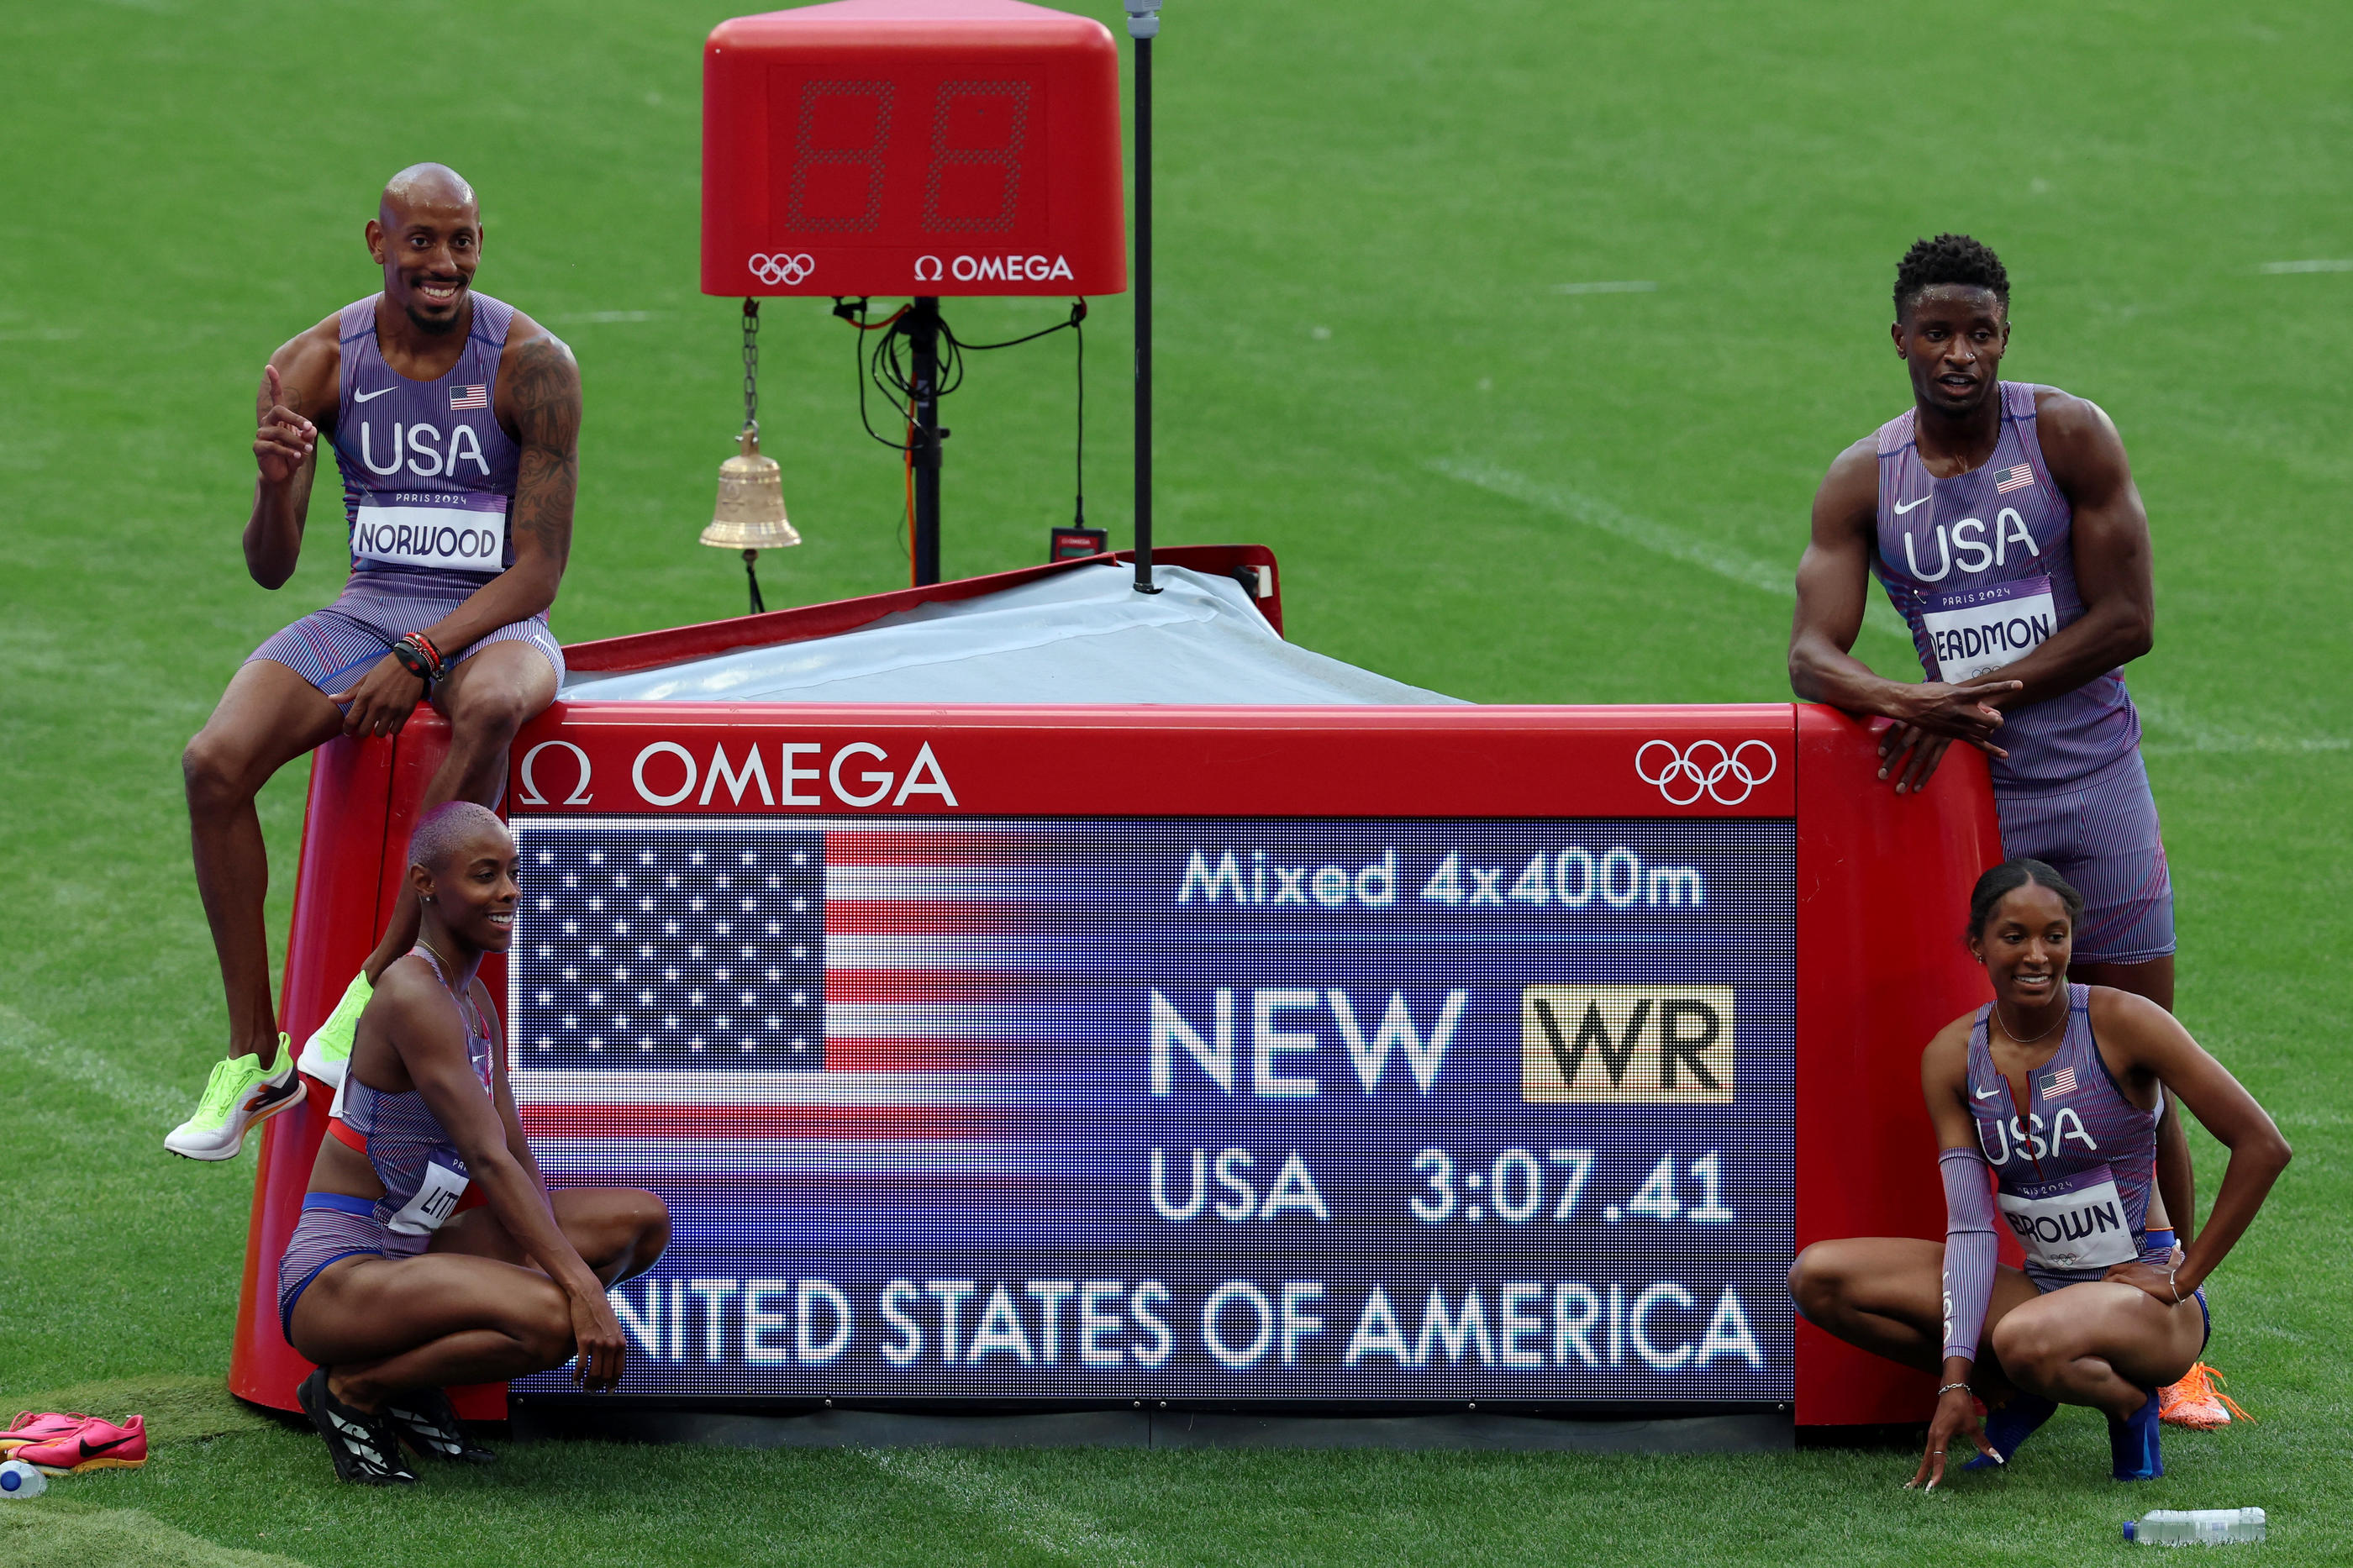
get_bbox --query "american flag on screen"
[513,825,828,1066]
[2040,1063,2078,1100]
[449,383,489,411]
[505,818,1040,1169]
[1994,463,2035,494]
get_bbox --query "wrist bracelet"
[390,640,434,687]
[392,632,446,688]
[1936,1381,1971,1397]
[2169,1266,2183,1304]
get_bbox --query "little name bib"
[386,1159,471,1236]
[353,492,508,574]
[1919,576,2057,684]
[1999,1165,2138,1273]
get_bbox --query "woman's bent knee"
[1788,1240,1851,1317]
[1988,1308,2062,1385]
[633,1189,671,1245]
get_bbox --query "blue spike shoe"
[2110,1386,2163,1481]
[1965,1390,2056,1470]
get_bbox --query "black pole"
[908,296,944,586]
[1129,7,1159,594]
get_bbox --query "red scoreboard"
[702,0,1129,297]
[229,554,2011,1432]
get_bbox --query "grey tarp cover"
[560,563,1463,705]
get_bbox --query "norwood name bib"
[352,493,511,574]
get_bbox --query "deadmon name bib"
[1919,576,2057,684]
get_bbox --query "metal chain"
[741,297,760,435]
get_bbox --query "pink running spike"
[0,1412,89,1455]
[18,1415,145,1474]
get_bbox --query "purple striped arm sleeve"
[1940,1146,1998,1363]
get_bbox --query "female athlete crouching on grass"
[1789,859,2289,1489]
[277,802,668,1485]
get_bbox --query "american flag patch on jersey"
[449,384,488,411]
[1994,463,2035,494]
[2040,1063,2078,1099]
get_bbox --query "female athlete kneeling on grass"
[1789,858,2289,1490]
[278,801,669,1485]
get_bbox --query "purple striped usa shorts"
[1996,749,2176,965]
[276,1193,428,1341]
[246,571,564,702]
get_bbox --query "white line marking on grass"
[1554,280,1657,295]
[0,1503,313,1568]
[861,1448,1150,1566]
[2258,260,2353,274]
[552,309,666,324]
[1428,455,1913,642]
[2132,693,2350,756]
[0,327,84,343]
[0,1001,187,1120]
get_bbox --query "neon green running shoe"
[164,1040,302,1160]
[297,971,371,1091]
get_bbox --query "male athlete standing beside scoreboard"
[166,165,578,1160]
[1786,236,2203,1251]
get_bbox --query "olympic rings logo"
[748,253,816,287]
[1634,739,1779,806]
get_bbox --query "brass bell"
[701,424,800,551]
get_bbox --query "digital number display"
[508,816,1794,1402]
[776,76,1035,238]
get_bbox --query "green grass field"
[3,1,2349,1562]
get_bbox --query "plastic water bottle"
[0,1460,46,1498]
[2124,1508,2266,1545]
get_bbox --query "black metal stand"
[1129,29,1157,595]
[908,296,945,587]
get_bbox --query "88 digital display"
[701,3,1129,298]
[508,815,1795,1404]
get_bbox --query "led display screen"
[508,814,1794,1402]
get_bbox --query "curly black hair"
[1893,234,2009,319]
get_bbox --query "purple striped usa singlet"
[334,947,498,1229]
[1871,382,2142,792]
[331,292,521,597]
[1966,983,2169,1292]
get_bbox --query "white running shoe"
[164,1040,303,1160]
[297,971,372,1091]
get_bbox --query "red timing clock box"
[702,0,1129,297]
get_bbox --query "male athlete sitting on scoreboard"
[1788,860,2287,1488]
[277,802,669,1485]
[167,163,578,1163]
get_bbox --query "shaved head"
[366,164,483,334]
[408,800,510,876]
[382,162,476,224]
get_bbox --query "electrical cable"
[834,297,1091,556]
[834,297,913,452]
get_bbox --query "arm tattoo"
[508,334,582,574]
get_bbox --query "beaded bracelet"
[1936,1381,1971,1397]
